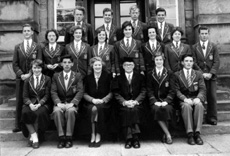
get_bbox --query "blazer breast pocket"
[192,82,198,91]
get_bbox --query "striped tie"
[26,40,30,54]
[50,46,54,56]
[187,70,192,87]
[98,46,103,56]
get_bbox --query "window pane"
[120,3,136,16]
[95,18,104,29]
[95,4,111,17]
[120,17,131,26]
[56,0,75,9]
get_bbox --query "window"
[94,3,112,28]
[156,0,179,26]
[120,0,136,25]
[54,0,83,42]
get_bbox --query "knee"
[66,109,76,116]
[195,102,204,110]
[53,108,62,116]
[181,103,192,111]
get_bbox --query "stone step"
[0,130,26,141]
[8,97,16,107]
[0,104,15,118]
[204,100,230,111]
[0,118,15,130]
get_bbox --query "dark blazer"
[42,44,65,77]
[150,21,174,44]
[147,68,175,106]
[88,43,115,74]
[64,22,94,46]
[65,41,90,77]
[13,41,42,79]
[132,21,148,43]
[112,72,146,105]
[141,41,164,73]
[164,43,192,73]
[174,69,206,103]
[113,39,145,74]
[23,74,51,109]
[192,41,220,80]
[95,24,119,45]
[51,71,84,107]
[84,71,112,103]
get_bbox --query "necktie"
[106,23,110,32]
[152,44,155,51]
[160,22,163,37]
[36,76,39,89]
[187,70,192,87]
[99,46,103,55]
[26,40,30,54]
[133,21,136,29]
[77,21,81,26]
[157,71,161,79]
[176,42,179,49]
[76,43,79,53]
[202,42,205,50]
[50,46,54,56]
[126,38,129,48]
[65,74,68,80]
[128,74,131,84]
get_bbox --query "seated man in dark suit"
[112,57,146,149]
[51,55,84,148]
[173,54,206,145]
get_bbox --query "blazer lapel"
[178,43,185,55]
[145,42,154,55]
[133,21,141,36]
[152,69,160,84]
[120,40,129,55]
[196,43,205,58]
[170,43,180,57]
[29,76,38,95]
[93,45,99,56]
[79,42,86,56]
[67,71,75,91]
[206,42,213,59]
[19,42,27,57]
[69,42,79,57]
[163,23,169,40]
[158,68,168,87]
[53,44,61,57]
[58,72,66,91]
[129,39,136,54]
[179,70,189,88]
[101,44,109,58]
[190,70,196,85]
[38,75,45,91]
[28,42,37,56]
[109,24,116,39]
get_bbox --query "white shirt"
[125,72,133,83]
[124,37,132,47]
[200,40,208,56]
[104,22,111,37]
[157,21,165,38]
[74,40,82,52]
[131,20,138,27]
[183,68,192,79]
[156,67,163,77]
[149,40,157,50]
[63,71,71,90]
[75,21,82,26]
[98,42,105,53]
[24,39,32,52]
[173,40,181,48]
[33,74,42,88]
[49,43,57,51]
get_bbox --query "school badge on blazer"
[193,82,198,91]
[135,52,139,58]
[73,86,77,93]
[209,54,213,60]
[114,36,117,41]
[84,53,87,59]
[165,81,169,87]
[57,56,61,62]
[106,55,109,61]
[32,51,37,59]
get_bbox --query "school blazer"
[113,39,145,74]
[141,41,164,72]
[132,20,148,43]
[23,74,51,108]
[95,24,119,45]
[88,43,115,74]
[192,41,220,80]
[13,41,42,79]
[51,71,84,107]
[174,69,206,103]
[42,44,65,74]
[112,72,146,106]
[65,41,90,77]
[147,68,175,106]
[64,22,94,46]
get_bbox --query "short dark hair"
[45,29,59,42]
[103,8,113,15]
[153,52,165,60]
[95,27,108,44]
[60,55,73,62]
[155,7,166,15]
[30,59,43,70]
[171,27,184,39]
[198,26,210,34]
[147,25,159,35]
[74,6,86,15]
[122,21,134,34]
[72,26,85,38]
[181,54,194,62]
[122,57,135,64]
[22,24,34,31]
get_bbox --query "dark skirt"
[120,105,143,127]
[150,104,173,121]
[83,101,111,134]
[21,105,50,137]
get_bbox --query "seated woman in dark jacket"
[147,52,175,144]
[83,57,113,147]
[21,59,51,149]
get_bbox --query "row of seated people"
[20,53,206,149]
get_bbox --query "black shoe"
[32,142,39,149]
[94,141,101,148]
[165,136,173,145]
[194,132,203,145]
[12,127,21,133]
[207,120,217,125]
[132,139,140,148]
[27,140,33,147]
[65,137,73,148]
[125,139,132,149]
[161,134,166,143]
[88,142,95,148]
[187,133,195,145]
[57,136,65,149]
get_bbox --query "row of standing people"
[12,5,219,150]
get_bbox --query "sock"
[31,132,38,143]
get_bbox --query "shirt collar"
[124,37,132,43]
[49,43,57,50]
[149,40,157,46]
[156,67,163,74]
[104,22,111,28]
[173,40,181,47]
[157,21,165,27]
[74,40,82,47]
[63,71,71,77]
[125,72,133,78]
[33,74,42,80]
[98,42,105,48]
[24,39,32,45]
[75,21,82,26]
[200,40,208,47]
[131,20,138,25]
[183,68,192,76]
